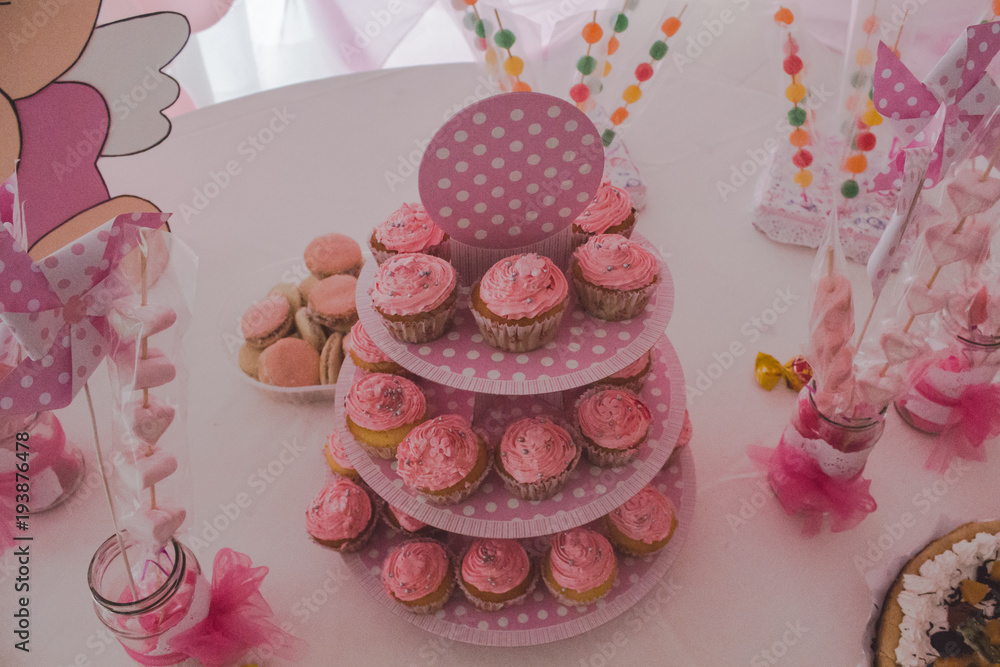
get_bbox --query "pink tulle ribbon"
[123,548,301,666]
[925,382,1000,473]
[748,439,877,536]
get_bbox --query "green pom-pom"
[494,28,515,49]
[613,13,629,32]
[787,107,807,127]
[474,20,486,38]
[576,55,597,75]
[649,40,668,60]
[602,128,617,147]
[850,71,868,88]
[841,179,860,199]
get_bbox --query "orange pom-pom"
[463,0,478,5]
[794,169,813,187]
[774,7,794,24]
[623,84,642,104]
[504,55,524,76]
[845,153,868,174]
[862,16,880,34]
[994,0,1000,14]
[610,106,630,126]
[662,17,681,37]
[785,82,806,103]
[789,128,809,147]
[845,94,859,113]
[513,80,532,92]
[607,35,619,55]
[855,47,874,66]
[582,22,603,44]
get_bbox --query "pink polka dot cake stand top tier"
[418,92,604,249]
[340,445,695,646]
[335,339,686,539]
[356,234,673,396]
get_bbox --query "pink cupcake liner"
[378,297,457,344]
[495,445,582,501]
[471,308,565,353]
[356,438,402,461]
[370,238,453,267]
[456,562,539,612]
[571,275,657,322]
[581,440,642,468]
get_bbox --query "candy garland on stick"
[601,5,686,148]
[840,2,884,200]
[493,9,531,93]
[569,11,602,110]
[456,0,502,81]
[573,0,638,111]
[774,7,814,192]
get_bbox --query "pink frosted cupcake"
[592,349,652,393]
[457,539,537,611]
[345,373,427,460]
[346,321,406,375]
[542,527,617,607]
[323,431,358,480]
[396,414,490,504]
[571,234,660,321]
[382,538,455,614]
[382,504,432,537]
[576,387,652,467]
[471,253,569,353]
[604,484,677,556]
[370,253,458,344]
[495,417,580,501]
[572,182,636,246]
[370,202,451,265]
[305,477,379,552]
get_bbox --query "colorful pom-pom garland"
[602,5,686,147]
[775,7,812,191]
[457,1,531,92]
[839,6,886,199]
[570,11,603,108]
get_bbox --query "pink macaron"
[257,338,321,387]
[304,234,364,279]
[241,294,293,349]
[308,274,359,333]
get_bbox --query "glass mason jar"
[895,310,1000,435]
[0,411,85,512]
[89,534,210,666]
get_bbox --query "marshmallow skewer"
[139,235,155,511]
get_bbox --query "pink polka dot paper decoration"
[419,92,604,248]
[341,445,695,646]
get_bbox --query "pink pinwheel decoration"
[0,212,167,413]
[873,22,1000,190]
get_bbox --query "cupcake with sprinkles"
[369,202,451,265]
[457,538,537,612]
[370,253,458,344]
[543,527,618,607]
[305,477,379,552]
[571,182,636,246]
[345,373,427,459]
[571,234,660,321]
[382,503,433,537]
[495,416,580,501]
[323,431,358,480]
[381,538,455,614]
[604,484,677,556]
[471,253,569,353]
[396,414,490,504]
[346,321,406,376]
[575,387,652,467]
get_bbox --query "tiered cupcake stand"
[333,91,696,646]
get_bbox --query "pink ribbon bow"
[0,212,166,412]
[925,381,1000,473]
[748,439,877,536]
[873,22,1000,190]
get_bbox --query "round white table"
[8,59,999,667]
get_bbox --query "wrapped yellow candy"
[754,353,813,391]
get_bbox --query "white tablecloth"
[7,59,999,667]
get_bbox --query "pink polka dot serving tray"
[340,445,695,646]
[355,234,673,396]
[334,338,686,539]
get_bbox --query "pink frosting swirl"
[609,350,650,379]
[478,254,568,319]
[382,540,450,602]
[548,528,615,591]
[499,417,577,483]
[374,203,446,253]
[574,183,632,234]
[325,431,354,470]
[396,415,481,491]
[462,539,531,595]
[370,253,456,315]
[387,504,428,533]
[608,485,674,544]
[348,321,391,365]
[305,477,371,542]
[577,388,652,450]
[346,373,426,431]
[573,234,659,290]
